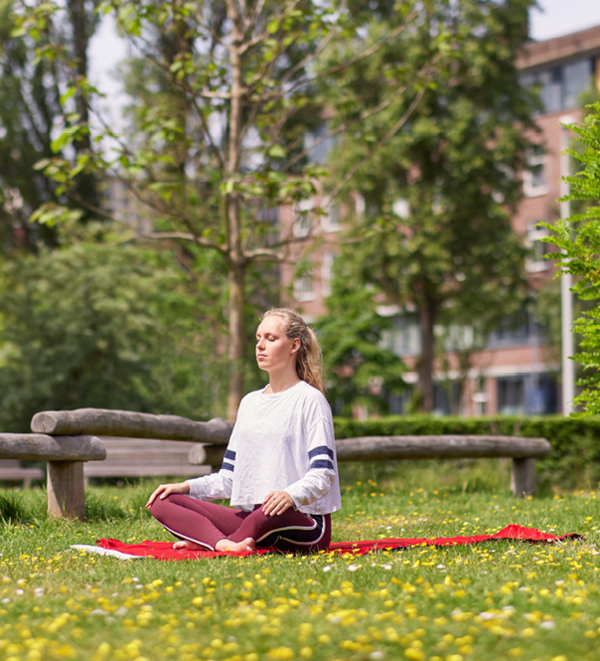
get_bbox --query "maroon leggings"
[149,494,331,552]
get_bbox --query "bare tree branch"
[139,231,226,255]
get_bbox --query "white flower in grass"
[541,621,556,630]
[15,589,24,596]
[322,565,332,573]
[1,597,10,604]
[347,564,358,572]
[369,651,385,661]
[34,587,44,598]
[381,564,392,570]
[115,606,128,616]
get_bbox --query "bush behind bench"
[333,416,600,490]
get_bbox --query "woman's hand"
[146,481,190,508]
[262,490,294,516]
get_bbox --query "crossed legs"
[149,494,331,553]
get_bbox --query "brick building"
[282,24,600,417]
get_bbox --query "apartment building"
[283,24,600,417]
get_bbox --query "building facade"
[283,24,600,417]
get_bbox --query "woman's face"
[255,315,300,376]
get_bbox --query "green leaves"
[542,103,600,415]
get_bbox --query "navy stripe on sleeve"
[308,445,334,460]
[221,462,235,472]
[224,449,236,460]
[310,459,334,470]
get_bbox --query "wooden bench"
[189,435,551,497]
[83,438,210,482]
[0,434,105,519]
[0,459,45,488]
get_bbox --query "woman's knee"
[148,493,179,518]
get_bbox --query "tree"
[18,0,437,418]
[315,249,406,417]
[0,0,100,254]
[541,103,600,416]
[0,225,232,431]
[319,0,535,412]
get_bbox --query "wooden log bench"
[83,438,211,482]
[0,434,105,519]
[0,459,45,488]
[31,408,233,443]
[189,435,551,497]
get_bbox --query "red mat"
[97,525,581,560]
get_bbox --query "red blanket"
[97,524,580,560]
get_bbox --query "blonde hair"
[261,308,325,395]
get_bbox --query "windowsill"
[523,187,548,198]
[294,292,317,302]
[526,261,551,273]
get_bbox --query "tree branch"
[139,231,226,255]
[328,80,429,201]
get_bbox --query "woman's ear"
[291,338,301,354]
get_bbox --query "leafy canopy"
[541,103,600,416]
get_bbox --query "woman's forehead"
[257,315,285,334]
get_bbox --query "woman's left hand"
[262,490,294,516]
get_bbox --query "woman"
[146,308,341,553]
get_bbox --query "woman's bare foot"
[173,540,206,551]
[215,537,256,553]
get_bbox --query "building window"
[304,126,336,164]
[487,307,542,348]
[497,374,557,415]
[321,199,340,232]
[520,57,593,116]
[526,222,551,272]
[321,252,335,298]
[380,314,421,357]
[497,377,526,415]
[294,273,316,302]
[293,199,313,237]
[523,145,547,197]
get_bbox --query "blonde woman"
[146,308,341,553]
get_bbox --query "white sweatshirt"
[187,380,342,515]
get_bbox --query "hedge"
[333,416,600,491]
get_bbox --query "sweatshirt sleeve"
[186,446,236,500]
[284,415,337,508]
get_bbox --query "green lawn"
[1,460,599,661]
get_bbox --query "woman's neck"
[265,370,301,394]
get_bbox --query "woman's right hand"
[146,481,190,508]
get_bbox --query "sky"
[529,0,600,41]
[87,0,600,124]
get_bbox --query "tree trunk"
[67,0,90,151]
[227,261,246,420]
[417,295,437,413]
[226,2,246,421]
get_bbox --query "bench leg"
[511,458,536,497]
[47,461,85,520]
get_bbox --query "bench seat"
[0,460,45,488]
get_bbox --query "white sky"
[530,0,600,41]
[87,1,600,122]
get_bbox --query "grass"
[1,460,599,661]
